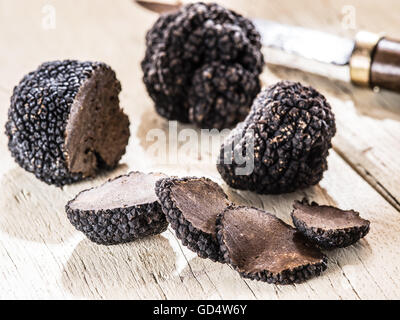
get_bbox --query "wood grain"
[1,0,400,300]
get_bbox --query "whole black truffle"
[216,205,328,285]
[291,200,370,250]
[217,81,336,194]
[66,172,168,245]
[5,60,130,187]
[155,177,231,262]
[141,2,264,129]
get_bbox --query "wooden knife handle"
[370,38,400,92]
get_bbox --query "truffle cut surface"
[66,172,168,245]
[5,60,130,186]
[65,65,130,177]
[69,172,166,211]
[155,177,231,262]
[169,178,231,237]
[291,200,370,249]
[217,206,327,284]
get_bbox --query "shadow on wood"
[61,235,178,299]
[0,164,129,243]
[0,168,77,243]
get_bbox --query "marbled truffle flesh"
[217,206,328,284]
[291,200,370,249]
[156,177,231,262]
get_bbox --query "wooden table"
[1,0,400,300]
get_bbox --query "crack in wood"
[272,284,280,299]
[202,268,223,299]
[375,179,400,210]
[327,276,342,300]
[353,251,388,299]
[336,261,361,300]
[334,147,400,213]
[79,258,104,299]
[167,230,206,294]
[241,279,258,300]
[151,273,168,300]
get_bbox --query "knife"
[135,0,400,93]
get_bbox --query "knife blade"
[252,19,355,66]
[136,0,400,93]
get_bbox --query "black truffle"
[217,81,336,194]
[217,205,328,284]
[66,172,168,245]
[141,2,264,129]
[291,200,370,250]
[155,177,231,262]
[5,60,130,187]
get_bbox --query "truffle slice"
[141,2,264,129]
[291,200,370,249]
[66,172,168,245]
[5,60,130,186]
[217,81,336,194]
[217,206,327,284]
[156,177,231,262]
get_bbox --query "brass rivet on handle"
[350,31,384,87]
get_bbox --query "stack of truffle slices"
[156,176,328,284]
[155,176,370,284]
[66,172,370,285]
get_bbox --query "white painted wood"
[1,0,400,300]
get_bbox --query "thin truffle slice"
[66,172,168,245]
[155,177,231,262]
[5,60,130,186]
[291,200,370,250]
[217,206,327,284]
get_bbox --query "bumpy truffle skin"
[5,60,129,187]
[216,205,328,285]
[66,173,168,245]
[217,81,336,194]
[141,2,264,129]
[291,200,370,250]
[155,177,227,263]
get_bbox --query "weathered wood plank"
[221,152,400,300]
[2,150,399,299]
[1,0,400,300]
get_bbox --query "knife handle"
[350,32,400,93]
[370,38,400,92]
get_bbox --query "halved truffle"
[217,206,328,284]
[155,177,231,262]
[5,60,130,186]
[66,172,168,245]
[141,2,264,129]
[217,81,336,194]
[291,200,370,249]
